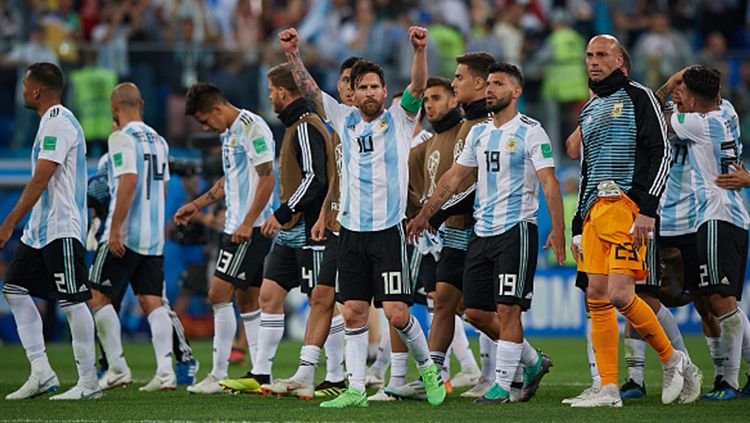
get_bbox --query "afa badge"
[611,102,624,118]
[378,119,388,132]
[506,137,517,152]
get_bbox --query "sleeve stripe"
[442,183,476,210]
[629,81,671,196]
[288,122,315,210]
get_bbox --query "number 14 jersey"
[104,121,170,256]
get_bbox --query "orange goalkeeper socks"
[587,299,619,386]
[617,295,674,363]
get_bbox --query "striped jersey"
[670,99,750,230]
[22,105,87,248]
[456,113,555,237]
[322,92,417,232]
[575,73,670,232]
[103,121,170,256]
[660,103,698,236]
[221,109,275,234]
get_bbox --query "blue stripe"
[147,136,160,255]
[340,113,358,229]
[384,113,401,228]
[63,110,88,243]
[504,126,527,232]
[127,128,144,250]
[481,128,503,234]
[358,127,374,232]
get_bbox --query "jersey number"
[614,242,639,261]
[357,135,374,153]
[143,154,166,200]
[498,273,517,296]
[484,151,500,172]
[301,266,315,289]
[382,272,403,295]
[672,144,688,166]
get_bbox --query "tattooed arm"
[655,66,691,106]
[279,27,325,116]
[232,162,276,243]
[173,176,225,225]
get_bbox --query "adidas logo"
[237,272,246,281]
[720,277,730,285]
[79,285,89,292]
[101,279,112,287]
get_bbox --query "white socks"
[718,309,743,389]
[520,339,539,367]
[496,340,522,392]
[451,316,478,371]
[240,310,261,367]
[389,352,409,388]
[292,345,320,386]
[324,314,345,382]
[479,332,496,382]
[624,337,647,385]
[370,323,392,373]
[738,308,750,364]
[61,302,97,386]
[147,306,174,377]
[93,304,129,372]
[656,305,688,357]
[395,315,433,372]
[252,313,284,376]
[345,326,368,394]
[430,350,447,381]
[4,289,53,376]
[706,336,725,379]
[211,302,235,380]
[586,315,601,389]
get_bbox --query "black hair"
[426,76,453,94]
[340,56,365,75]
[185,82,226,116]
[349,59,386,90]
[487,62,524,87]
[683,65,721,104]
[455,52,496,80]
[27,62,64,95]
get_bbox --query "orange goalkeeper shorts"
[577,194,648,280]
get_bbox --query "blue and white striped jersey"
[22,105,87,248]
[322,92,417,232]
[222,109,275,234]
[103,121,170,256]
[671,99,750,230]
[659,131,698,236]
[456,113,555,237]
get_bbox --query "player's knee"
[608,289,632,309]
[138,295,162,314]
[496,304,520,321]
[309,286,334,310]
[208,284,231,305]
[343,305,367,328]
[88,289,111,310]
[464,308,489,328]
[383,305,410,329]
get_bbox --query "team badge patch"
[611,102,624,118]
[113,152,123,167]
[507,137,517,152]
[378,119,389,132]
[252,137,268,153]
[541,143,553,158]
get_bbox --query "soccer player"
[569,35,686,407]
[408,62,565,405]
[88,82,176,392]
[175,83,275,394]
[661,65,750,399]
[280,25,447,408]
[1,62,100,400]
[224,62,329,396]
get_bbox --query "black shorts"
[660,233,701,293]
[89,243,164,299]
[264,243,324,295]
[317,232,338,290]
[635,236,660,296]
[214,229,272,290]
[463,222,538,312]
[408,247,435,306]
[6,238,91,302]
[337,224,412,305]
[436,247,465,290]
[575,271,589,292]
[696,220,748,300]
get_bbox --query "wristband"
[400,87,423,115]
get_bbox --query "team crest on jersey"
[378,119,389,132]
[611,102,624,118]
[506,137,517,153]
[229,136,237,148]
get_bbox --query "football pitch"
[0,336,746,422]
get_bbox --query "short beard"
[359,100,384,119]
[487,96,512,114]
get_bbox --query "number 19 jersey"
[104,121,170,256]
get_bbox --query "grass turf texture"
[0,336,747,422]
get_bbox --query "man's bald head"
[111,82,143,110]
[586,35,625,82]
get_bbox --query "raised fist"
[279,28,299,54]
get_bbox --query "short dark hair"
[27,62,64,95]
[620,45,632,74]
[426,76,453,94]
[683,65,721,103]
[340,56,364,75]
[456,52,495,80]
[185,82,226,116]
[487,62,524,87]
[349,59,385,90]
[267,62,300,95]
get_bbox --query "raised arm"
[406,26,429,102]
[279,28,325,116]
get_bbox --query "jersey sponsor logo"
[43,136,57,151]
[541,143,553,159]
[252,137,269,153]
[611,102,624,118]
[113,152,123,167]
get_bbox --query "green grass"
[0,336,747,422]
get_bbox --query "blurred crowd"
[2,0,750,155]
